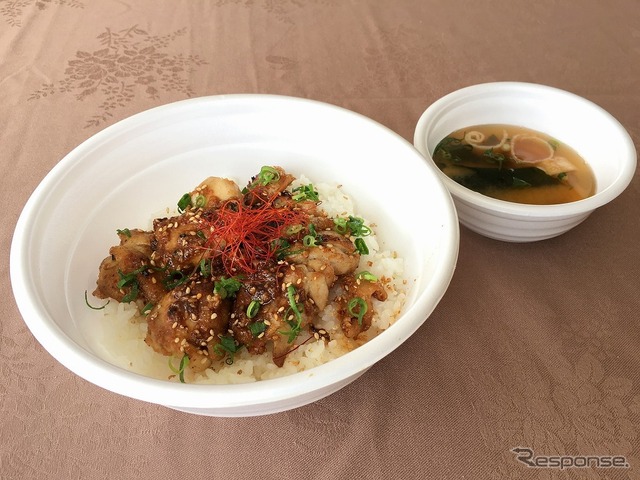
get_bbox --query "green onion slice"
[177,193,192,213]
[355,238,369,255]
[291,184,319,202]
[214,276,242,299]
[356,271,378,282]
[249,321,267,337]
[257,166,280,186]
[247,300,261,318]
[302,235,317,247]
[194,194,206,208]
[348,297,368,325]
[168,354,190,383]
[163,270,188,290]
[213,335,239,365]
[84,290,110,310]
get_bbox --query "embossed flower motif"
[65,51,115,81]
[29,26,207,127]
[112,47,162,78]
[2,0,84,28]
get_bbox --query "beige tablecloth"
[2,1,639,479]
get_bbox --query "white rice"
[93,178,406,383]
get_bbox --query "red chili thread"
[202,194,308,276]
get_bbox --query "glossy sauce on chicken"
[93,166,388,379]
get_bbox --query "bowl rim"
[10,93,460,412]
[414,81,637,218]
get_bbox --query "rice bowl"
[10,95,459,416]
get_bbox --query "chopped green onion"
[116,266,147,289]
[356,271,378,282]
[334,216,371,237]
[199,258,211,277]
[168,354,189,383]
[214,276,242,299]
[177,193,192,213]
[141,302,154,315]
[163,270,188,290]
[213,335,239,364]
[247,300,261,318]
[116,266,147,303]
[121,283,139,303]
[355,238,369,255]
[279,285,303,343]
[333,218,348,234]
[84,290,109,310]
[348,297,367,325]
[303,235,318,247]
[257,166,280,186]
[194,194,206,208]
[285,224,304,235]
[196,230,206,240]
[291,184,319,202]
[116,228,131,238]
[249,321,267,337]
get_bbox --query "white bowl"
[10,95,459,417]
[414,82,637,242]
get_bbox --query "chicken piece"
[273,196,335,232]
[243,166,295,205]
[336,274,388,338]
[230,263,317,367]
[192,176,242,210]
[150,212,210,271]
[145,277,231,372]
[285,230,360,276]
[93,229,166,305]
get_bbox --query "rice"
[92,177,407,383]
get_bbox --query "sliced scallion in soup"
[433,124,596,205]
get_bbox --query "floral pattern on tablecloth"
[0,0,83,27]
[28,25,207,127]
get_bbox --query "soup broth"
[433,124,596,204]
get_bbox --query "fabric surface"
[2,1,639,479]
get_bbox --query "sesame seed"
[257,332,265,339]
[196,293,202,299]
[185,287,191,294]
[172,322,178,329]
[201,358,208,364]
[210,313,217,319]
[174,337,180,343]
[277,306,285,313]
[190,313,197,320]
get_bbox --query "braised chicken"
[93,166,389,380]
[145,277,231,372]
[336,274,388,338]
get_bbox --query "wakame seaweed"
[434,135,562,193]
[450,166,561,192]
